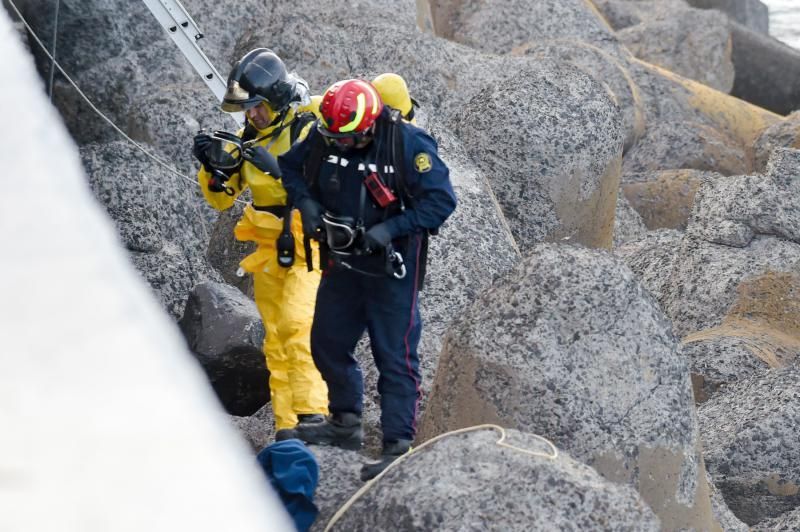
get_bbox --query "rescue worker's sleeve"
[197,164,246,211]
[382,129,457,239]
[278,130,316,205]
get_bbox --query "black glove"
[298,198,325,240]
[193,132,212,167]
[243,146,282,178]
[362,223,392,254]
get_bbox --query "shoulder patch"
[414,152,432,173]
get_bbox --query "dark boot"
[274,428,298,441]
[297,413,326,424]
[360,439,412,481]
[295,412,363,450]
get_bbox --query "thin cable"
[7,0,248,205]
[47,0,60,100]
[323,424,559,531]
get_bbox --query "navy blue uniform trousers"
[310,234,424,443]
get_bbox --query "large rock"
[619,150,800,339]
[592,0,691,30]
[614,228,684,302]
[1,6,292,527]
[621,120,748,176]
[455,60,624,250]
[686,148,800,247]
[179,281,268,416]
[512,39,645,155]
[417,0,623,55]
[752,506,800,531]
[729,22,800,115]
[420,244,721,530]
[686,0,769,34]
[617,8,734,92]
[327,429,660,531]
[753,111,800,173]
[80,141,221,316]
[622,169,719,230]
[699,366,800,525]
[613,191,648,247]
[309,445,368,532]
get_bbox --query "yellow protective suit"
[198,98,328,430]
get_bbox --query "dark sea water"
[763,0,800,49]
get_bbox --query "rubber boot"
[360,439,412,481]
[295,412,363,450]
[275,428,298,441]
[297,414,326,424]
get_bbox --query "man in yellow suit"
[192,49,327,440]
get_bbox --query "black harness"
[302,110,432,286]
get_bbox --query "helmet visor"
[317,121,374,150]
[221,80,269,113]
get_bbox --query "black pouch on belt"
[276,204,295,268]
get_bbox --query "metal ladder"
[141,0,242,121]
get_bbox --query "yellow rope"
[323,424,559,531]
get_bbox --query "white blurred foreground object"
[0,6,292,532]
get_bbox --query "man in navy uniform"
[279,78,456,480]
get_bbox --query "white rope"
[7,0,248,205]
[323,424,559,532]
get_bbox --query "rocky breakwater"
[699,366,800,525]
[419,244,724,530]
[619,148,800,403]
[420,0,783,241]
[325,429,660,531]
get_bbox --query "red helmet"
[318,79,384,138]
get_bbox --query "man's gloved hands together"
[243,146,282,178]
[361,223,392,254]
[193,132,212,167]
[298,198,325,240]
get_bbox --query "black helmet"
[222,48,298,113]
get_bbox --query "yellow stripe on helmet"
[366,83,380,114]
[339,93,366,133]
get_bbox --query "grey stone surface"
[231,403,275,452]
[614,228,684,304]
[686,0,769,34]
[754,111,800,173]
[729,22,800,116]
[665,236,800,337]
[80,141,221,317]
[682,335,770,402]
[1,5,293,527]
[455,60,624,250]
[622,120,747,176]
[419,0,624,56]
[179,281,268,416]
[686,148,800,247]
[752,505,800,531]
[706,470,750,531]
[420,244,720,530]
[513,40,645,155]
[593,0,691,30]
[617,8,734,92]
[328,429,660,532]
[622,169,718,231]
[699,366,800,525]
[613,191,648,247]
[309,445,368,532]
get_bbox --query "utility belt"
[321,212,407,279]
